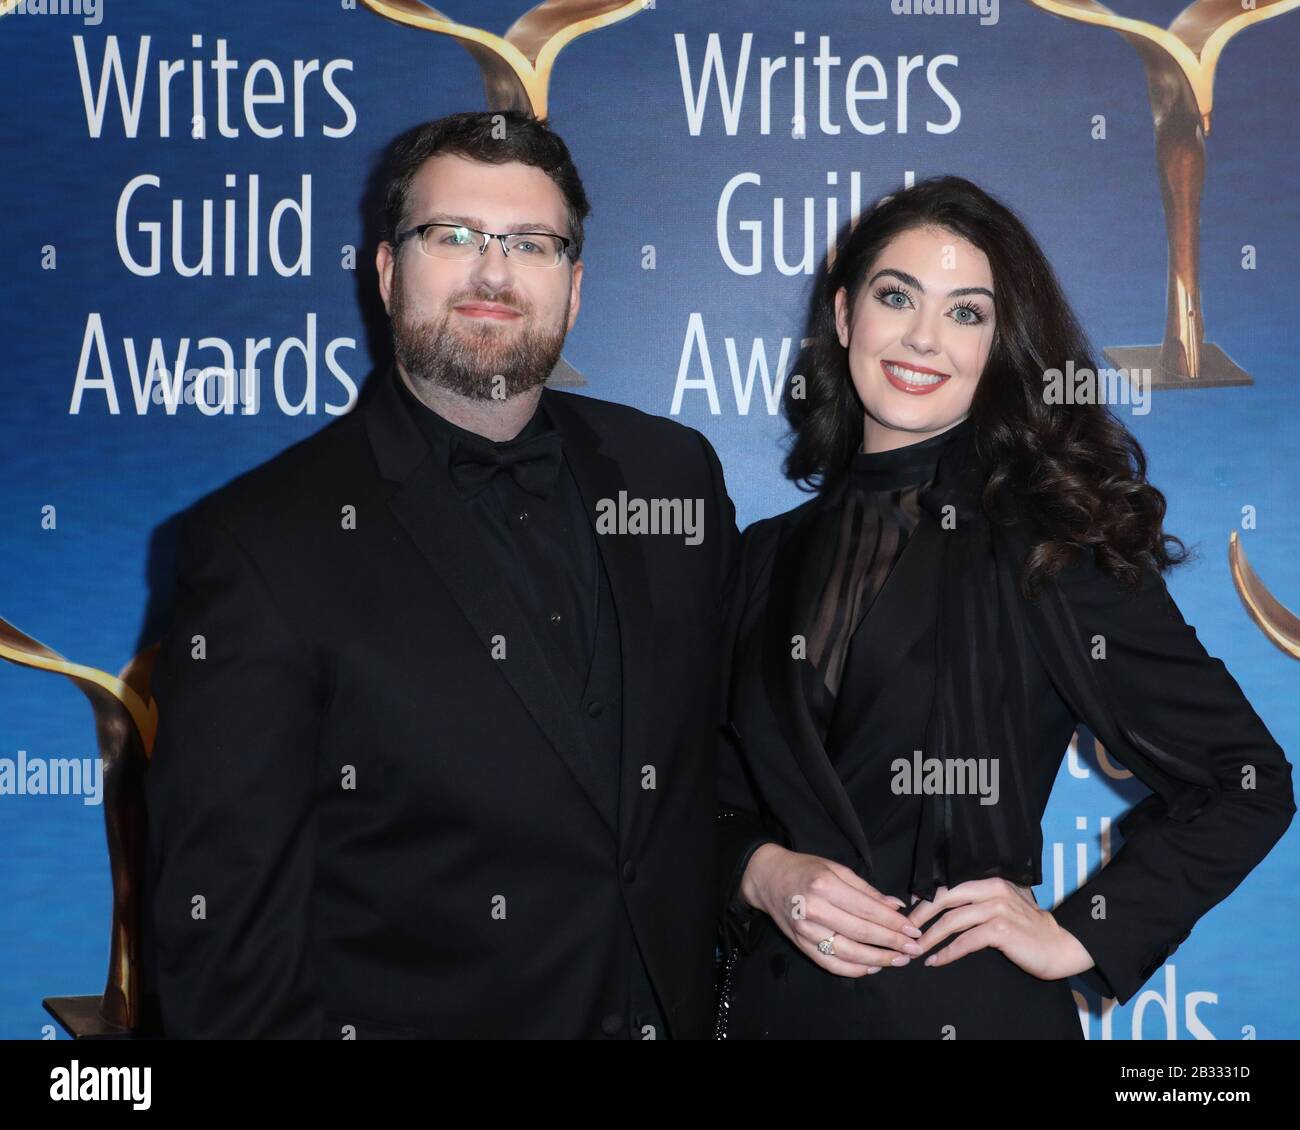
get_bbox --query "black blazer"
[146,367,738,1038]
[718,497,1296,1009]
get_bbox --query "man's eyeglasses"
[395,222,574,268]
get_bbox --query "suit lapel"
[760,490,950,869]
[827,511,947,840]
[761,491,873,866]
[362,367,618,832]
[541,390,660,856]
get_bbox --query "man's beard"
[389,268,567,401]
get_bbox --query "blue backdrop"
[1,0,1296,1039]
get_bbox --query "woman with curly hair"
[715,175,1294,1039]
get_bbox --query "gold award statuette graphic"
[362,0,649,388]
[1027,2,1300,657]
[0,621,161,1036]
[1229,533,1300,660]
[1027,0,1300,388]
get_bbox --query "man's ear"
[377,242,396,315]
[565,257,583,333]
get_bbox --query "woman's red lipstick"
[882,359,951,395]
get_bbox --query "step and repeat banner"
[1,0,1296,1040]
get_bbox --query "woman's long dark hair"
[785,174,1188,596]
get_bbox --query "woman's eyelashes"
[870,283,988,326]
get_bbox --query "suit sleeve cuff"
[1051,886,1165,1007]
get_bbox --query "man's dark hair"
[382,111,591,261]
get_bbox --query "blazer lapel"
[761,491,873,867]
[362,367,617,832]
[824,510,947,841]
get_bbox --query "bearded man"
[146,111,739,1039]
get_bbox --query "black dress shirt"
[395,373,597,708]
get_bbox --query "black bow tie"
[449,430,564,500]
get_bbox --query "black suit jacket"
[718,498,1295,1009]
[146,367,738,1038]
